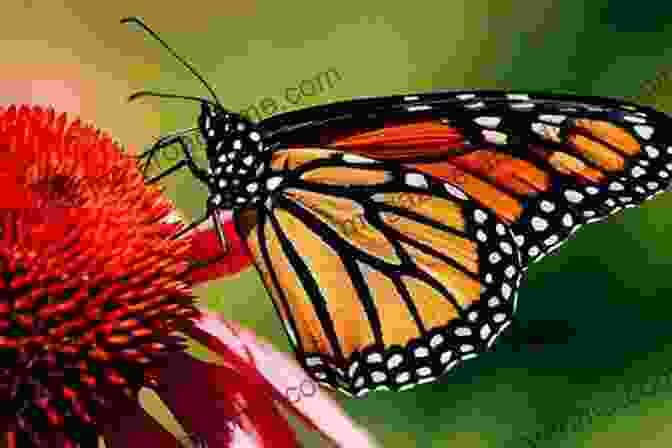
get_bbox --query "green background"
[4,1,672,446]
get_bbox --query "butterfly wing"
[235,148,522,396]
[261,91,672,268]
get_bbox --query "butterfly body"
[198,103,273,211]
[124,17,672,397]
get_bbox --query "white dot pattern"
[301,199,521,396]
[215,92,672,398]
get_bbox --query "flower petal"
[0,77,82,115]
[184,211,253,284]
[99,397,181,446]
[153,350,300,448]
[188,312,381,448]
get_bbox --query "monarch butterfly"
[122,17,672,397]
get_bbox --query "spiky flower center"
[0,105,199,446]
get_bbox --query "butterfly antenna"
[121,16,222,105]
[127,90,217,105]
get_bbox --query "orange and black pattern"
[139,86,672,397]
[235,149,522,396]
[266,91,672,268]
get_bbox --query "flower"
[185,312,380,448]
[0,104,377,447]
[185,211,253,284]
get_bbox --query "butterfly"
[122,17,672,397]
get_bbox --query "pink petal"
[153,350,300,448]
[0,77,82,115]
[189,312,381,448]
[99,397,180,446]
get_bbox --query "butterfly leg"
[136,127,199,176]
[170,210,230,260]
[143,133,210,185]
[169,212,210,239]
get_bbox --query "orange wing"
[235,148,523,396]
[323,114,670,267]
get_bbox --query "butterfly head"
[122,16,272,212]
[200,102,270,211]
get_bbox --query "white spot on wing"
[544,235,559,246]
[531,216,549,231]
[624,115,647,124]
[645,145,660,158]
[505,265,516,278]
[465,101,486,109]
[343,154,376,164]
[562,213,573,227]
[634,125,654,140]
[387,355,403,369]
[474,209,488,223]
[406,105,432,112]
[510,102,535,109]
[539,200,555,213]
[405,172,428,188]
[507,94,530,100]
[539,114,567,124]
[609,182,624,191]
[474,116,502,128]
[367,353,383,363]
[564,190,584,203]
[266,176,283,191]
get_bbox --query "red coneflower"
[0,105,377,448]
